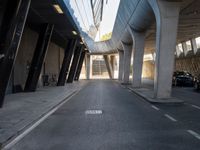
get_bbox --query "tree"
[100,32,112,41]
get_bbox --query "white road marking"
[128,90,132,92]
[187,130,200,140]
[85,110,102,115]
[151,105,160,111]
[191,104,200,110]
[164,114,177,122]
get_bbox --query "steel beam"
[74,51,86,81]
[0,0,31,108]
[24,24,54,92]
[67,46,83,83]
[57,39,77,86]
[103,55,113,79]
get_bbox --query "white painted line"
[164,114,177,122]
[151,105,160,111]
[187,130,200,140]
[191,104,200,110]
[85,110,102,115]
[2,91,79,150]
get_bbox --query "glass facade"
[91,0,104,28]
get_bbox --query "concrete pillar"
[191,38,198,54]
[129,27,146,88]
[118,50,124,81]
[121,42,132,84]
[148,0,180,99]
[75,51,86,81]
[103,55,113,79]
[110,55,115,78]
[86,54,91,80]
[84,57,87,79]
[182,42,188,56]
[176,45,181,57]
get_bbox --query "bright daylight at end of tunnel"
[1,0,200,150]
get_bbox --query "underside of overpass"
[0,0,200,149]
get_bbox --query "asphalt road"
[10,80,200,150]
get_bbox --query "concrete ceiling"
[2,0,198,53]
[26,0,81,49]
[142,0,200,54]
[82,0,200,54]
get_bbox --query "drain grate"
[85,110,103,115]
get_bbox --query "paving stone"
[0,81,87,147]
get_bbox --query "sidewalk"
[128,87,183,103]
[0,81,87,149]
[120,79,183,104]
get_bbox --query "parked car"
[194,74,200,90]
[172,71,194,87]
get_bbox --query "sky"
[67,0,120,41]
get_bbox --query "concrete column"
[191,38,198,54]
[103,55,113,79]
[84,58,87,79]
[129,27,146,88]
[148,0,181,99]
[176,45,181,57]
[110,55,115,78]
[121,42,132,84]
[86,54,91,80]
[182,42,188,56]
[118,50,124,81]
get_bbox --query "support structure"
[67,46,83,83]
[176,45,182,57]
[24,24,54,92]
[74,50,86,81]
[0,0,31,107]
[191,38,198,54]
[121,42,132,84]
[118,50,124,81]
[86,54,91,80]
[148,0,180,99]
[110,55,115,78]
[103,55,113,79]
[57,39,77,86]
[182,42,188,56]
[129,27,146,88]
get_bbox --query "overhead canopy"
[59,0,200,54]
[26,0,81,48]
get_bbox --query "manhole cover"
[85,110,103,115]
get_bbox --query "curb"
[1,89,81,150]
[127,87,184,104]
